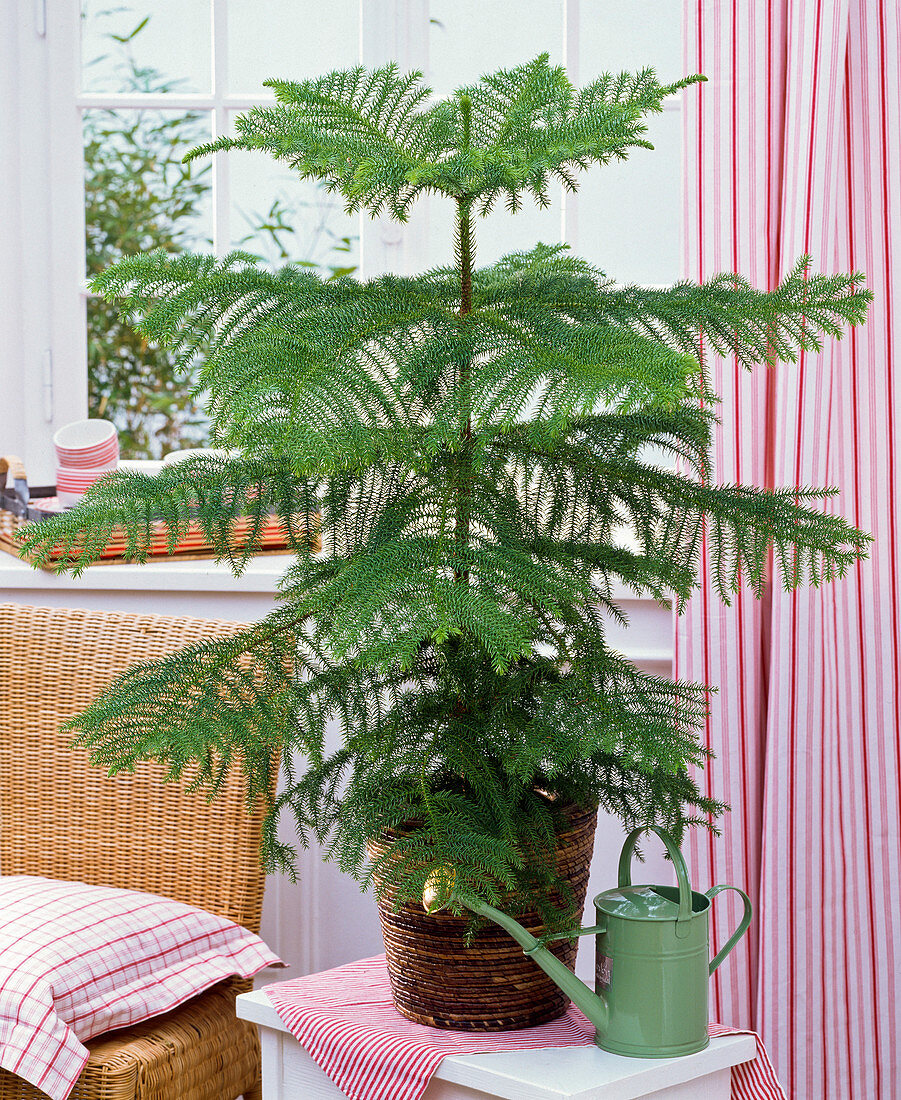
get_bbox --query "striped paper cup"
[56,461,117,508]
[53,419,119,469]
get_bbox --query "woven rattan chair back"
[0,603,269,933]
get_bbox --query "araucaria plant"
[23,57,870,924]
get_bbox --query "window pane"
[227,0,359,95]
[576,0,682,78]
[428,0,563,97]
[84,108,213,458]
[81,1,212,95]
[576,0,682,286]
[228,113,359,276]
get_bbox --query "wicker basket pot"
[370,803,598,1031]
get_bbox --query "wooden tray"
[0,455,318,571]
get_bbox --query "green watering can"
[425,825,752,1058]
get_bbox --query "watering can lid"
[594,885,688,921]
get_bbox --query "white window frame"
[1,0,678,486]
[0,0,433,484]
[2,0,88,486]
[76,1,286,258]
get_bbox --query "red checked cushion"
[0,875,282,1100]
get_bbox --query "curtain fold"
[678,3,900,1097]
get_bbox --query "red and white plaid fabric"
[0,875,281,1100]
[265,955,786,1100]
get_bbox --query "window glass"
[81,1,212,94]
[227,114,359,275]
[576,0,682,77]
[84,107,213,456]
[228,0,359,94]
[575,0,682,285]
[428,0,564,97]
[78,1,360,457]
[81,3,214,456]
[576,112,681,286]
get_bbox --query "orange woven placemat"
[0,498,318,570]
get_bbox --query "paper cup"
[56,461,117,506]
[53,420,119,469]
[56,490,85,509]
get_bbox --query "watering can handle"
[618,825,693,927]
[705,885,753,974]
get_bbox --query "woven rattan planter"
[370,803,598,1031]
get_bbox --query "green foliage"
[23,57,872,926]
[83,14,212,457]
[83,13,358,458]
[188,56,705,218]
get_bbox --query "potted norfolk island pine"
[22,57,870,1029]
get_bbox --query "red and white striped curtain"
[677,2,901,1097]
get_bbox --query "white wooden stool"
[237,989,755,1100]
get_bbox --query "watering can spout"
[423,873,608,1035]
[471,899,609,1034]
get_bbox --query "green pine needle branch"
[19,57,872,927]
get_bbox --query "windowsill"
[0,551,671,609]
[0,551,293,593]
[2,464,669,605]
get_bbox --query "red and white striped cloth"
[678,2,901,1097]
[0,875,281,1100]
[264,955,785,1100]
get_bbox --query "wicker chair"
[0,604,274,1100]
